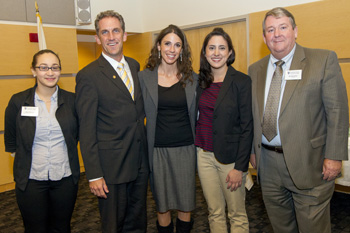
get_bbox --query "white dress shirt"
[262,44,296,146]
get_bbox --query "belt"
[262,144,283,153]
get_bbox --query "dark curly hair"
[199,27,235,89]
[145,24,193,87]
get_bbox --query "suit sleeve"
[323,51,349,160]
[235,77,254,171]
[75,70,104,180]
[247,66,256,155]
[4,95,19,153]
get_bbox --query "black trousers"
[98,154,149,233]
[15,176,78,233]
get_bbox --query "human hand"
[250,154,256,169]
[226,169,243,191]
[89,178,109,198]
[322,159,342,181]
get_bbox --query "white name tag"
[21,106,39,117]
[285,70,302,80]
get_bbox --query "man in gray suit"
[249,7,348,233]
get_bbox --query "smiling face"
[31,53,61,90]
[95,16,127,62]
[157,32,183,66]
[263,15,298,60]
[205,35,232,71]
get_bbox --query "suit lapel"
[256,57,269,124]
[214,66,234,110]
[126,57,140,101]
[143,67,159,109]
[196,86,203,114]
[24,87,36,145]
[185,73,196,113]
[98,56,134,100]
[280,44,306,115]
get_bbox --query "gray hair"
[263,7,296,35]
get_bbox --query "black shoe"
[157,220,174,233]
[176,218,194,233]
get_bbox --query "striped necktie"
[117,62,134,100]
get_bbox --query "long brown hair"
[145,24,193,87]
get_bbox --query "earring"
[33,74,36,77]
[180,53,183,62]
[158,50,161,59]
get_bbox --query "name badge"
[285,70,302,80]
[21,106,39,117]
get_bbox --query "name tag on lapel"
[21,106,39,117]
[285,70,302,80]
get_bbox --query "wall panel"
[249,0,350,64]
[184,29,201,73]
[0,78,36,131]
[0,24,79,76]
[0,0,75,25]
[123,32,153,70]
[77,42,98,71]
[26,0,76,25]
[0,0,26,21]
[0,135,15,192]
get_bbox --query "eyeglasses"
[35,65,61,72]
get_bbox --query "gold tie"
[262,60,285,141]
[117,63,134,100]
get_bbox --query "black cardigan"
[4,85,80,190]
[196,66,253,172]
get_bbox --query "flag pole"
[35,1,47,50]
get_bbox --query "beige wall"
[249,0,350,63]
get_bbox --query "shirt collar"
[269,43,296,66]
[102,52,126,70]
[35,86,58,102]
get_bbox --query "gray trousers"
[259,147,334,233]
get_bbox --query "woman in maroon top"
[195,28,253,233]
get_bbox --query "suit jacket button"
[258,144,261,148]
[213,130,217,135]
[213,115,217,119]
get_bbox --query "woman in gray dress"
[139,24,197,233]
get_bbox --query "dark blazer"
[249,44,349,189]
[138,67,198,171]
[196,66,253,172]
[4,86,80,191]
[75,55,148,184]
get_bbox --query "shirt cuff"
[89,177,103,182]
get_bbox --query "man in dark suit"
[249,7,348,233]
[75,10,149,233]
